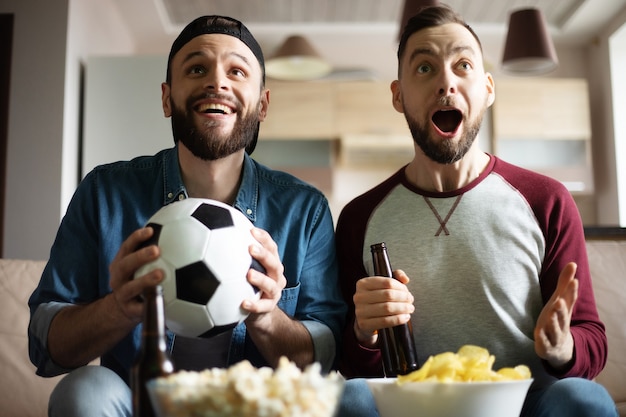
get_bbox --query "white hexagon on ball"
[134,198,262,338]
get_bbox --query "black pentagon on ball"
[175,261,219,305]
[192,203,234,230]
[198,322,239,338]
[136,222,162,250]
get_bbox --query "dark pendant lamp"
[398,0,440,39]
[265,35,332,81]
[501,8,559,75]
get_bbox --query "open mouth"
[432,109,462,133]
[196,103,234,115]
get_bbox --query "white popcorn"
[149,357,344,417]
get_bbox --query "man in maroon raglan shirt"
[335,5,617,417]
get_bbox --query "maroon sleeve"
[494,158,608,379]
[335,169,405,378]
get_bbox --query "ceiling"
[111,0,626,80]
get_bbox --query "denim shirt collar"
[233,154,259,223]
[161,146,259,223]
[162,146,187,205]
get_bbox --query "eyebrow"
[180,50,253,68]
[408,44,475,65]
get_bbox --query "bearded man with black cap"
[27,16,346,417]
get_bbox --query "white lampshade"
[266,35,332,81]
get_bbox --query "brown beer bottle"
[131,285,174,417]
[371,242,419,377]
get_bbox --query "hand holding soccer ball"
[134,198,263,338]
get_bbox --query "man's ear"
[258,88,270,122]
[391,80,404,114]
[485,72,495,108]
[161,82,172,117]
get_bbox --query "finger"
[357,276,411,293]
[250,227,279,256]
[115,227,155,261]
[111,243,160,286]
[548,263,579,318]
[247,267,285,300]
[109,229,161,291]
[248,237,284,280]
[110,228,158,273]
[356,311,412,334]
[355,278,414,304]
[561,278,579,313]
[555,262,577,296]
[355,300,414,321]
[393,269,411,284]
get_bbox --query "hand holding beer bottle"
[370,242,419,377]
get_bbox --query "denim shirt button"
[178,194,185,200]
[246,208,252,215]
[167,192,173,199]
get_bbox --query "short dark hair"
[397,4,482,77]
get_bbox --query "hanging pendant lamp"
[501,8,559,75]
[398,0,440,39]
[265,35,332,81]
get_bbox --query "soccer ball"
[135,198,263,338]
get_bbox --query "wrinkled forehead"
[169,33,264,81]
[402,22,483,61]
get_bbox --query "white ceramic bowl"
[366,377,533,417]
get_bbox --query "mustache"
[186,92,242,112]
[437,96,455,107]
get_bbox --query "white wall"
[0,0,69,259]
[82,55,171,177]
[0,0,133,259]
[609,24,626,226]
[587,7,626,226]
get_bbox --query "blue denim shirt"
[28,146,346,381]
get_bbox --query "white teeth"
[197,103,232,114]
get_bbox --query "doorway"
[0,14,14,256]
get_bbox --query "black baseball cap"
[166,15,265,84]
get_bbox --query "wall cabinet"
[335,81,409,136]
[491,77,593,194]
[259,80,409,140]
[260,81,334,140]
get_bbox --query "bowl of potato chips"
[147,357,344,417]
[366,345,533,417]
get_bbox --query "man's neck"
[177,144,245,205]
[405,146,490,193]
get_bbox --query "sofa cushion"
[0,259,62,417]
[586,240,626,412]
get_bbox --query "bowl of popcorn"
[147,357,344,417]
[366,345,533,417]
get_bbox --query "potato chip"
[397,345,531,384]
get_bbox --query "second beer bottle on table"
[131,285,175,417]
[370,242,419,377]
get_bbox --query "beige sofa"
[1,235,625,417]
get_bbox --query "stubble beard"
[171,94,260,161]
[404,98,485,165]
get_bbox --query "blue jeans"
[521,378,618,417]
[336,377,618,417]
[49,366,131,417]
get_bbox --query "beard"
[404,98,485,165]
[170,93,261,161]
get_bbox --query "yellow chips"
[397,345,531,384]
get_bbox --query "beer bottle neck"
[141,286,167,353]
